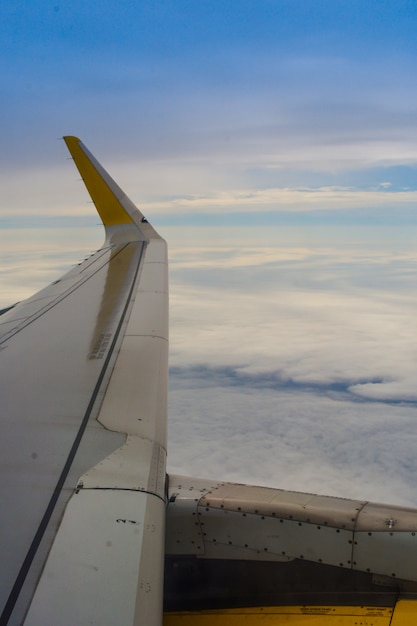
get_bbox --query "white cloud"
[4,156,417,221]
[169,278,417,398]
[168,382,417,506]
[168,241,417,395]
[140,186,417,216]
[166,237,417,507]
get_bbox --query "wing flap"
[25,491,165,626]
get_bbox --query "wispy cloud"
[141,186,417,216]
[3,166,417,222]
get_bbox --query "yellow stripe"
[390,600,417,625]
[164,605,393,625]
[63,136,134,227]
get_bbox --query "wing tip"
[63,136,164,242]
[63,135,81,147]
[63,135,136,229]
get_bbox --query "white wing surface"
[0,137,168,625]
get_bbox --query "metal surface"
[166,476,417,583]
[354,529,417,582]
[199,509,352,566]
[356,501,417,531]
[166,476,225,556]
[25,490,165,626]
[163,555,404,612]
[200,483,366,529]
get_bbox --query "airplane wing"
[0,137,168,625]
[1,138,417,625]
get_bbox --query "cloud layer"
[166,236,417,507]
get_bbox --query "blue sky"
[2,1,417,191]
[2,1,417,505]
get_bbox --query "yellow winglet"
[64,136,135,227]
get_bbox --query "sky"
[1,0,417,506]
